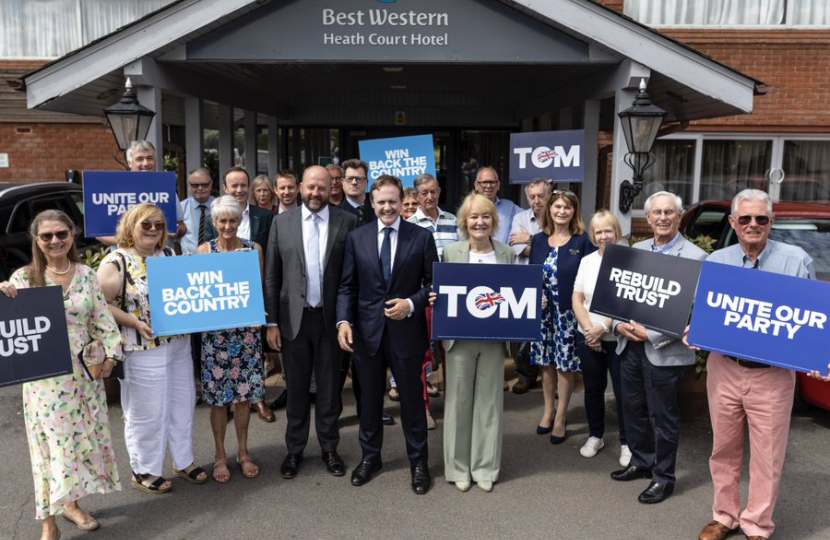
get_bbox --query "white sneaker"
[477,480,493,492]
[579,436,605,458]
[455,481,471,492]
[619,445,632,467]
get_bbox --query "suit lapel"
[248,209,259,242]
[390,222,414,288]
[290,211,307,268]
[453,241,470,263]
[494,242,512,264]
[323,210,340,270]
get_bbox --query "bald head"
[300,165,331,212]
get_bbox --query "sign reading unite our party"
[83,171,177,236]
[358,134,437,188]
[147,250,265,336]
[509,130,585,183]
[0,286,72,387]
[688,261,829,373]
[432,262,542,341]
[589,244,702,339]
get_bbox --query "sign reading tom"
[688,262,829,373]
[509,130,585,184]
[0,286,72,387]
[432,262,542,341]
[590,244,702,338]
[83,170,177,237]
[147,250,265,336]
[358,134,436,188]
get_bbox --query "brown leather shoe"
[745,536,768,540]
[251,402,275,423]
[698,521,738,540]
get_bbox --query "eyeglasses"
[140,221,165,231]
[649,209,677,217]
[736,214,771,226]
[475,180,498,187]
[37,230,71,242]
[330,176,343,181]
[189,182,211,189]
[344,176,367,183]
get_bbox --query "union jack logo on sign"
[474,292,505,310]
[533,149,558,163]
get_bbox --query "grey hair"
[475,166,499,182]
[644,190,684,214]
[126,140,155,164]
[210,195,242,223]
[731,189,772,215]
[413,173,437,191]
[525,178,553,195]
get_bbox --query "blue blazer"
[529,231,596,312]
[336,219,438,358]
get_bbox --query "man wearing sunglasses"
[337,158,377,228]
[180,168,214,254]
[694,189,814,540]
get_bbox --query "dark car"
[681,200,830,411]
[0,182,101,281]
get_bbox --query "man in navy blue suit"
[336,175,438,495]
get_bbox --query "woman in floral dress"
[196,195,266,482]
[0,210,122,540]
[529,191,595,445]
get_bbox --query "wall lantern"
[103,78,155,168]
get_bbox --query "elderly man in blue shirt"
[473,166,520,245]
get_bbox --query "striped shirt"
[408,207,458,258]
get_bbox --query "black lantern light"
[617,79,666,213]
[104,78,155,168]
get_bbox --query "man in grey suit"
[610,191,707,505]
[264,165,356,479]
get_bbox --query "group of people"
[2,140,828,540]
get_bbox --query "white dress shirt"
[237,202,251,241]
[302,204,329,270]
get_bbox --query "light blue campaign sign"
[509,130,585,183]
[432,263,542,341]
[688,261,830,373]
[359,134,436,188]
[147,250,265,336]
[83,171,177,237]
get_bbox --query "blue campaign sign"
[83,171,177,237]
[509,130,585,184]
[688,261,830,373]
[358,134,437,188]
[432,262,542,341]
[146,250,265,336]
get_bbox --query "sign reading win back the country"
[688,261,829,373]
[147,250,266,336]
[589,244,702,339]
[0,286,72,387]
[509,130,585,183]
[358,134,437,188]
[432,262,542,341]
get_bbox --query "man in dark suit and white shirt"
[204,166,272,255]
[264,165,356,479]
[337,158,376,227]
[336,175,438,495]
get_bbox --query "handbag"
[79,340,107,380]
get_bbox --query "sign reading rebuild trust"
[0,286,72,388]
[590,244,702,338]
[509,130,585,184]
[688,262,829,373]
[432,263,542,341]
[147,250,265,336]
[359,134,437,188]
[83,171,177,237]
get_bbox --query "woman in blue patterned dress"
[529,190,595,444]
[196,196,265,483]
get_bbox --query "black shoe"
[269,389,287,410]
[322,451,346,477]
[351,460,382,486]
[382,413,395,426]
[280,453,303,479]
[512,379,536,394]
[611,465,653,482]
[411,466,432,495]
[638,481,674,504]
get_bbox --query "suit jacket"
[614,235,707,367]
[338,197,377,228]
[264,206,356,341]
[204,203,273,256]
[336,219,438,358]
[440,239,515,353]
[528,231,596,312]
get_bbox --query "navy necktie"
[380,227,392,286]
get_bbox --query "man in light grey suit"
[609,191,707,505]
[264,165,356,480]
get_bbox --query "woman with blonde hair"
[250,174,275,210]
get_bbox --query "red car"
[681,200,830,411]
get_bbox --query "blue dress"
[200,239,265,405]
[529,247,580,372]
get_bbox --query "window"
[625,1,830,27]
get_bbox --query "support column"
[581,99,600,224]
[218,104,234,189]
[184,97,203,174]
[267,116,279,177]
[244,110,257,180]
[611,87,639,238]
[136,85,162,170]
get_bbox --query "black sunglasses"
[140,221,166,231]
[37,230,71,242]
[736,215,771,226]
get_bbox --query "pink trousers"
[706,353,795,538]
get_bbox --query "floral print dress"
[10,265,123,519]
[529,247,580,372]
[200,239,265,405]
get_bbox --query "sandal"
[173,464,208,484]
[62,511,100,531]
[213,459,231,483]
[388,387,400,402]
[131,471,172,494]
[238,455,260,479]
